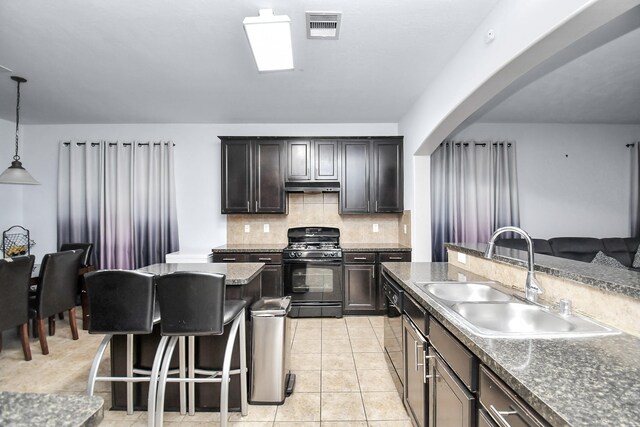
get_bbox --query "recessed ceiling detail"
[306,12,341,39]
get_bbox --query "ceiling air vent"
[306,12,341,39]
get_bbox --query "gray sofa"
[495,237,640,271]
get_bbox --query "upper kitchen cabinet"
[285,139,339,182]
[340,140,371,213]
[221,138,286,214]
[373,139,403,212]
[340,138,403,214]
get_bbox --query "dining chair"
[57,243,94,323]
[0,255,36,361]
[29,250,83,355]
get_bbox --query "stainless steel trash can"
[250,296,295,404]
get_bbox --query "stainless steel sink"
[449,302,618,338]
[417,282,513,303]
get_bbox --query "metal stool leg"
[126,334,134,414]
[155,336,179,427]
[148,336,170,427]
[179,336,186,415]
[86,334,112,396]
[188,336,195,416]
[220,313,242,427]
[239,312,248,416]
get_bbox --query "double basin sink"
[416,282,619,338]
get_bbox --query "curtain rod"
[626,143,636,148]
[443,142,512,148]
[62,142,175,147]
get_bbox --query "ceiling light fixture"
[243,9,294,72]
[0,76,39,185]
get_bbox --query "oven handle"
[283,259,343,265]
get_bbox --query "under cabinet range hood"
[284,181,340,193]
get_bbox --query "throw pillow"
[633,246,640,268]
[591,251,625,269]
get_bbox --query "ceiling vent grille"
[306,12,341,39]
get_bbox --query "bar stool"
[84,270,187,415]
[149,271,248,427]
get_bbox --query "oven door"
[283,259,343,303]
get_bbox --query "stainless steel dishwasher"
[250,296,295,404]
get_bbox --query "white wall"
[22,123,397,261]
[451,122,640,238]
[0,118,26,243]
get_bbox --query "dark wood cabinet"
[212,252,283,298]
[286,139,339,182]
[340,140,371,214]
[340,138,403,214]
[221,139,252,213]
[221,138,285,214]
[248,253,283,297]
[373,139,403,212]
[429,351,475,427]
[343,252,376,314]
[403,315,429,427]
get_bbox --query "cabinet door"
[221,139,252,213]
[340,140,370,213]
[403,316,427,427]
[343,264,376,312]
[314,140,339,181]
[286,140,312,181]
[429,351,475,427]
[254,140,286,213]
[373,139,403,212]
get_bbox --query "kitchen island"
[382,261,640,426]
[109,262,264,412]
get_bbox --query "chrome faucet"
[483,226,543,303]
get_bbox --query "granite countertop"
[212,244,286,253]
[446,242,640,301]
[382,261,640,427]
[341,243,411,252]
[138,262,264,285]
[0,392,103,426]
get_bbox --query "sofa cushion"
[591,251,626,268]
[601,238,633,267]
[494,238,554,255]
[548,237,606,263]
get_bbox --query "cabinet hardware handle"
[376,200,378,212]
[389,256,403,260]
[258,257,271,261]
[353,257,367,260]
[255,201,258,211]
[372,268,375,278]
[222,258,236,261]
[367,200,370,212]
[489,405,518,427]
[247,201,250,210]
[414,341,424,371]
[423,353,435,383]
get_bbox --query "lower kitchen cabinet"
[403,313,428,427]
[212,251,283,298]
[429,350,475,427]
[249,253,283,297]
[343,252,377,313]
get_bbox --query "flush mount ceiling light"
[243,9,294,72]
[0,76,39,185]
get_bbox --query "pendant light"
[0,76,39,185]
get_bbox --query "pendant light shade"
[0,76,39,185]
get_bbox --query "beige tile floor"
[0,314,411,426]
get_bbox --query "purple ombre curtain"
[431,141,520,262]
[57,141,179,269]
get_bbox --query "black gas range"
[283,227,343,318]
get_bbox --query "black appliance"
[382,272,404,396]
[283,227,343,318]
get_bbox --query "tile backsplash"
[227,193,411,245]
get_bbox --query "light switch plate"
[263,224,270,233]
[373,224,379,233]
[244,224,250,233]
[457,252,467,264]
[403,224,407,234]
